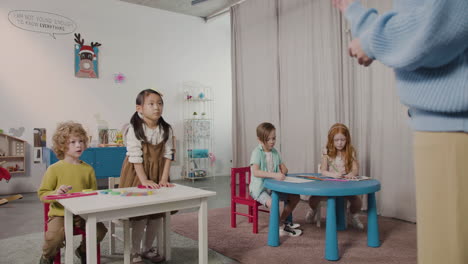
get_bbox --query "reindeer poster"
[74,33,101,78]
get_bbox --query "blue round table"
[264,173,381,261]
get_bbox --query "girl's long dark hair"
[130,89,172,144]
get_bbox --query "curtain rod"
[204,0,248,22]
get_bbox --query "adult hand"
[332,0,354,13]
[141,179,160,189]
[57,185,72,194]
[274,172,286,181]
[348,38,373,66]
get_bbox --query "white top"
[265,152,274,173]
[126,124,173,163]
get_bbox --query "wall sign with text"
[8,10,76,39]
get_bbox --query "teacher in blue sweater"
[332,0,468,263]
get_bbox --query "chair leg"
[109,220,116,255]
[253,205,258,234]
[123,220,131,264]
[248,206,253,223]
[231,201,236,228]
[80,233,101,264]
[53,250,60,264]
[97,243,101,264]
[316,202,322,228]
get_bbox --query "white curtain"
[278,0,342,174]
[231,0,280,167]
[231,0,416,222]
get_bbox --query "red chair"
[230,167,270,234]
[43,203,101,264]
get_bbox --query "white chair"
[107,177,168,264]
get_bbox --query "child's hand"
[331,172,343,178]
[141,179,160,189]
[57,185,72,194]
[274,172,286,181]
[343,174,357,180]
[159,179,175,188]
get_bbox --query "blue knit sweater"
[345,0,468,132]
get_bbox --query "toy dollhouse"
[0,133,27,173]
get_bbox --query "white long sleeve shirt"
[125,124,173,163]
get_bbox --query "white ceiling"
[120,0,239,19]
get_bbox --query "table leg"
[367,193,380,247]
[199,198,208,264]
[267,190,280,247]
[64,209,74,264]
[123,220,130,264]
[86,216,97,264]
[164,211,171,260]
[325,197,339,261]
[336,197,346,231]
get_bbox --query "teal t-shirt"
[249,144,282,198]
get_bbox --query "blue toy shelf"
[44,147,126,179]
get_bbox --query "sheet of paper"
[348,176,371,181]
[283,176,314,183]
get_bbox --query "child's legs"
[75,216,108,252]
[253,191,272,208]
[346,195,362,214]
[42,216,65,258]
[413,132,468,264]
[280,193,299,222]
[144,214,165,251]
[308,196,323,211]
[130,217,148,254]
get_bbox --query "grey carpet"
[0,227,237,264]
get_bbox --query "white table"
[58,184,216,264]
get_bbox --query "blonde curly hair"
[52,121,88,160]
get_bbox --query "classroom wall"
[0,0,232,195]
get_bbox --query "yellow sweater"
[38,160,97,217]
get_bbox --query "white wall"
[0,0,232,195]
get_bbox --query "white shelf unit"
[182,83,214,181]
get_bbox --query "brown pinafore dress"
[119,141,166,220]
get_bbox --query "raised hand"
[348,38,373,67]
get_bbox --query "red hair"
[325,123,356,173]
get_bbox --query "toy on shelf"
[98,129,124,147]
[198,92,205,99]
[0,133,27,174]
[115,131,123,145]
[0,160,23,206]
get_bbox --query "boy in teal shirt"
[249,122,302,237]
